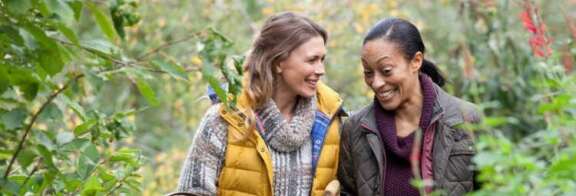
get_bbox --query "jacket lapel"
[359,104,385,194]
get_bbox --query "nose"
[371,72,386,90]
[315,61,325,76]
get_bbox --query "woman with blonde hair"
[175,12,345,196]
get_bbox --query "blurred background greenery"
[1,0,575,195]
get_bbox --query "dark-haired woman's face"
[361,39,422,111]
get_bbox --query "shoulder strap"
[311,110,330,174]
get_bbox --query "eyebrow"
[361,55,390,65]
[375,55,390,64]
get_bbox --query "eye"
[363,69,374,77]
[380,66,392,76]
[308,57,318,63]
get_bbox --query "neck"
[273,89,298,121]
[396,78,423,126]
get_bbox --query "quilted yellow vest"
[217,81,342,196]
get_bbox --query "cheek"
[364,76,371,85]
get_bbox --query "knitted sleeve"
[177,105,228,195]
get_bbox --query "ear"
[275,62,283,74]
[410,51,423,73]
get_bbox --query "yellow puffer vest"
[217,81,342,196]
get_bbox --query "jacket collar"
[219,81,343,126]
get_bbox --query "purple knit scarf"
[374,74,437,195]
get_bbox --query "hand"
[324,180,341,196]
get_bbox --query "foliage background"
[1,0,575,195]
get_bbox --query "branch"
[58,39,200,75]
[71,158,108,194]
[137,32,202,61]
[19,159,40,191]
[105,173,130,196]
[57,40,137,67]
[3,74,85,179]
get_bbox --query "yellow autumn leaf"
[261,7,274,16]
[191,55,203,65]
[354,23,365,33]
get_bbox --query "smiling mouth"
[377,87,397,100]
[305,79,318,87]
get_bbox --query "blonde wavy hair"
[235,12,327,140]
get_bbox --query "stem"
[105,173,130,196]
[19,161,40,191]
[137,33,201,61]
[3,74,85,179]
[71,159,107,194]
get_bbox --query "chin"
[377,100,400,111]
[299,89,317,98]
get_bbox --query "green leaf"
[134,77,159,107]
[83,143,99,163]
[5,66,41,101]
[125,178,141,191]
[22,24,65,75]
[16,149,36,169]
[77,155,93,179]
[38,103,63,122]
[5,0,33,15]
[8,175,27,185]
[74,119,97,136]
[1,107,28,130]
[60,95,87,120]
[86,2,118,42]
[22,23,57,49]
[56,131,74,145]
[0,177,21,194]
[61,138,89,152]
[202,66,227,106]
[110,148,139,166]
[0,26,24,47]
[56,22,79,45]
[35,131,55,151]
[40,172,56,192]
[112,108,141,119]
[61,173,81,191]
[0,65,9,94]
[38,47,65,76]
[20,81,40,101]
[151,60,188,80]
[81,175,102,195]
[97,167,116,182]
[111,7,126,39]
[67,1,83,21]
[36,144,56,170]
[33,0,51,17]
[45,0,75,26]
[80,39,119,57]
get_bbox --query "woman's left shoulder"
[448,95,481,124]
[435,86,481,125]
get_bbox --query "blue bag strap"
[311,110,330,174]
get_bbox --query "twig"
[19,160,40,191]
[105,173,130,196]
[3,74,85,179]
[71,158,108,194]
[57,40,135,67]
[137,33,202,61]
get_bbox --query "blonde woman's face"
[276,36,326,98]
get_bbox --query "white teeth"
[379,89,395,99]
